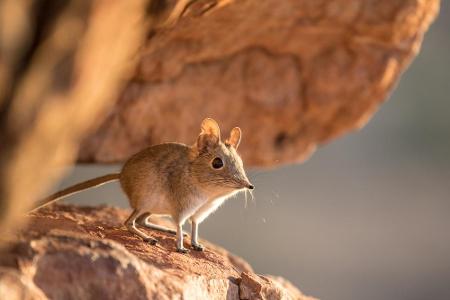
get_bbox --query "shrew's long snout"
[236,178,254,190]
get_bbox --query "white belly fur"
[140,190,239,224]
[192,190,239,223]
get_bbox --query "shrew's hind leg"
[125,209,157,245]
[137,212,188,236]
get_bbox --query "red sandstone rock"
[0,204,315,300]
[79,0,439,167]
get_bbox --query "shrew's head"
[190,118,254,194]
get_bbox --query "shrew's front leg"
[176,222,189,253]
[191,220,204,251]
[189,198,226,251]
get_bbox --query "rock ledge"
[0,204,315,300]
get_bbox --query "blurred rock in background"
[79,0,439,167]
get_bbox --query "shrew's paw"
[192,244,204,251]
[143,237,158,245]
[176,247,189,254]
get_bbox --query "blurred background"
[57,4,450,300]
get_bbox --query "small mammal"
[34,118,254,253]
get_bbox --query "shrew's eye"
[211,157,224,169]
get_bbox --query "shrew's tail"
[31,173,120,212]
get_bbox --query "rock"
[79,0,439,167]
[239,272,313,300]
[0,204,316,300]
[0,0,151,241]
[0,268,47,300]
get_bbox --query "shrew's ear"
[226,127,242,149]
[196,118,221,152]
[200,118,221,139]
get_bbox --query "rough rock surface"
[0,204,316,300]
[79,0,439,167]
